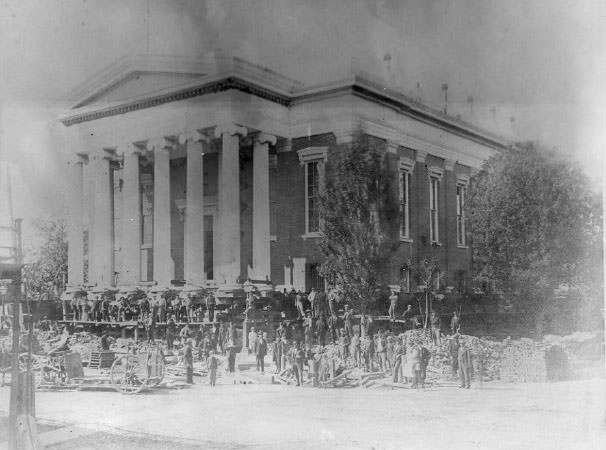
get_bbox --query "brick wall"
[269,133,473,292]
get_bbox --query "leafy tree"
[23,218,68,300]
[319,132,399,314]
[467,142,602,336]
[403,257,442,328]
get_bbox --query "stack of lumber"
[500,339,546,382]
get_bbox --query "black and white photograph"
[0,1,604,449]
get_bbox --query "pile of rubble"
[499,338,546,382]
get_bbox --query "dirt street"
[1,374,605,450]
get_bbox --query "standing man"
[207,350,220,386]
[100,332,110,351]
[248,327,257,355]
[388,290,399,321]
[349,331,361,367]
[430,310,442,346]
[450,311,461,335]
[255,332,268,374]
[179,323,192,345]
[316,314,327,347]
[184,339,194,384]
[343,305,354,339]
[217,322,226,355]
[360,314,373,339]
[272,335,282,373]
[206,292,216,323]
[327,290,337,316]
[227,341,237,374]
[290,342,305,386]
[303,312,313,346]
[391,337,404,383]
[410,345,422,388]
[458,341,473,389]
[183,292,192,323]
[295,291,305,319]
[308,288,317,318]
[448,334,461,377]
[338,329,350,362]
[145,314,156,343]
[158,290,167,323]
[376,332,388,372]
[315,289,326,319]
[166,315,176,350]
[327,313,339,344]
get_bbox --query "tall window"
[305,160,320,233]
[456,183,466,246]
[399,170,411,239]
[429,176,440,243]
[298,146,327,236]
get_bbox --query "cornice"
[60,57,511,153]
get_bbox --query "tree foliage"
[23,218,68,300]
[467,143,602,330]
[319,132,399,313]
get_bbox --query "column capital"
[178,130,213,145]
[255,132,277,146]
[415,150,428,163]
[215,123,247,138]
[70,153,88,165]
[386,140,399,154]
[146,137,174,152]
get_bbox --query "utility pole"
[7,218,25,450]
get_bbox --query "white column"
[251,133,276,281]
[121,145,141,285]
[66,157,85,286]
[215,124,247,284]
[183,134,205,285]
[152,139,174,286]
[91,149,114,287]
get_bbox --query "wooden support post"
[241,320,248,353]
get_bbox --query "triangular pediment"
[73,70,206,108]
[68,55,214,109]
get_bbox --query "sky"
[0,0,604,249]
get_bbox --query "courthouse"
[60,52,508,297]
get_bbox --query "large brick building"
[61,53,508,297]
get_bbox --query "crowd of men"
[163,301,472,389]
[61,287,218,324]
[54,285,473,389]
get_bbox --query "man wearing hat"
[184,339,194,384]
[457,340,473,389]
[166,315,177,350]
[158,289,167,323]
[295,291,305,319]
[388,290,399,321]
[255,332,268,374]
[207,350,220,386]
[308,288,317,318]
[342,304,354,339]
[206,292,216,323]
